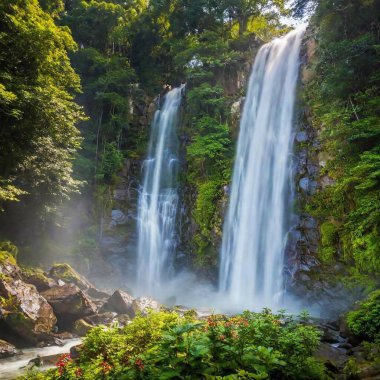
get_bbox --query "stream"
[0,339,82,380]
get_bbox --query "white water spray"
[219,27,305,310]
[136,86,184,295]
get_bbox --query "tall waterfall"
[136,85,184,295]
[219,27,305,310]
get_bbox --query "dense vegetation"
[0,0,85,233]
[21,310,326,380]
[0,0,380,379]
[300,0,380,286]
[0,0,287,268]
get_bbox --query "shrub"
[347,290,380,341]
[21,310,326,380]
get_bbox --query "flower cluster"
[56,354,72,376]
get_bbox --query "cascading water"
[136,85,184,296]
[219,27,305,310]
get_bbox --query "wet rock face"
[41,284,96,326]
[0,339,17,358]
[0,279,57,343]
[109,209,128,228]
[283,30,325,307]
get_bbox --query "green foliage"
[305,0,380,278]
[21,310,325,380]
[0,0,85,219]
[319,222,339,264]
[95,143,124,183]
[0,179,27,210]
[187,117,232,179]
[0,0,289,265]
[347,290,380,341]
[194,180,221,242]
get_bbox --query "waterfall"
[136,85,184,295]
[219,27,305,310]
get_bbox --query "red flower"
[135,358,145,371]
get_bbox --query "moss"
[0,273,11,282]
[0,242,18,258]
[318,221,339,264]
[194,180,221,235]
[321,222,338,246]
[21,266,48,281]
[0,295,20,313]
[0,250,17,266]
[192,180,222,262]
[21,265,53,291]
[49,263,87,289]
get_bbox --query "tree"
[0,0,85,213]
[220,0,286,35]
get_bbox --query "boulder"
[41,284,96,326]
[321,325,343,344]
[315,342,348,372]
[73,319,93,336]
[70,344,83,360]
[132,296,160,316]
[48,264,92,291]
[0,279,57,343]
[0,339,17,358]
[101,290,134,315]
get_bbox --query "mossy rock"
[0,247,20,281]
[0,279,57,343]
[21,266,57,292]
[73,318,93,336]
[0,251,16,266]
[49,263,91,290]
[0,242,18,260]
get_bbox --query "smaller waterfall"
[136,85,184,295]
[219,27,305,310]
